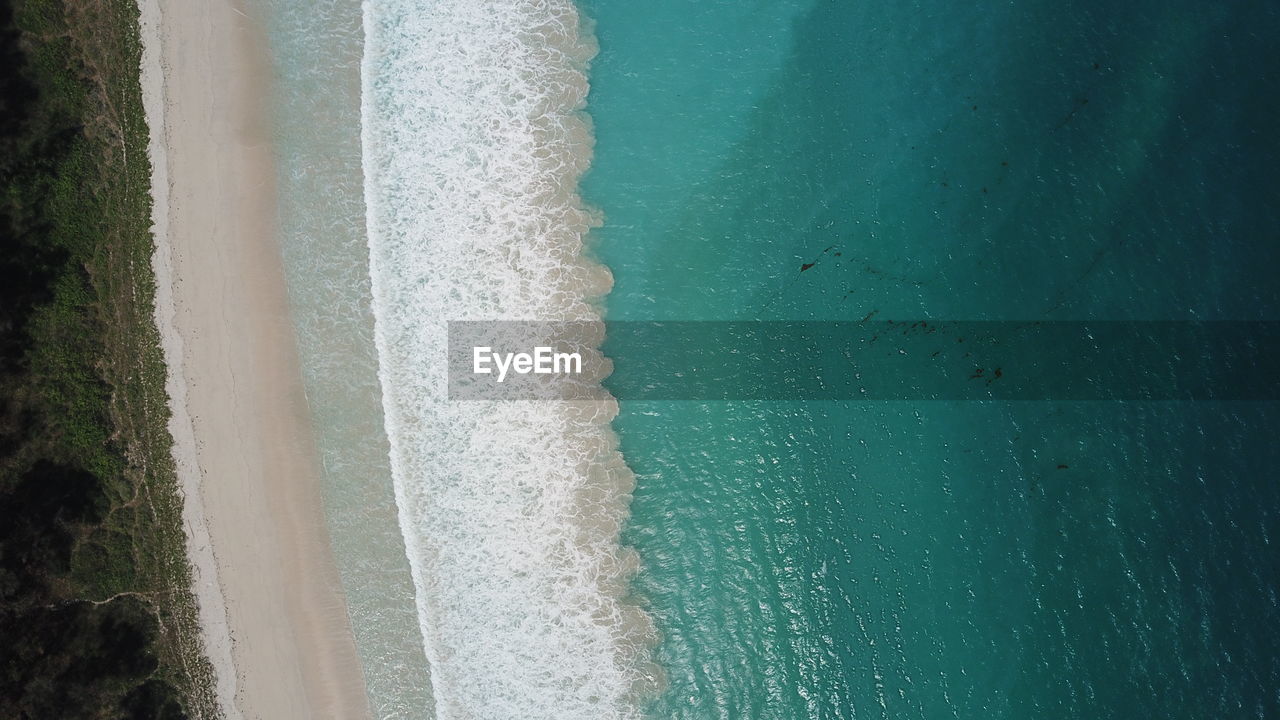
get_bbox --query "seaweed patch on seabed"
[760,241,928,313]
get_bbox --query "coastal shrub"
[1,0,210,716]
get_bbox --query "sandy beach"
[138,0,372,718]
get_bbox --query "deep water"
[582,0,1280,718]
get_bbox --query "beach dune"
[139,0,373,717]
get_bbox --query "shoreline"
[138,1,373,718]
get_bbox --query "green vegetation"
[1,0,219,716]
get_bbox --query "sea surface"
[257,0,1278,718]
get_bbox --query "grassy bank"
[1,0,219,717]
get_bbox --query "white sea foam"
[360,1,656,717]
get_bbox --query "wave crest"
[360,1,657,717]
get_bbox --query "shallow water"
[252,0,433,716]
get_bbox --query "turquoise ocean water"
[257,0,1278,717]
[584,0,1280,718]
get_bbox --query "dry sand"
[138,0,373,717]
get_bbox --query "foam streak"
[360,2,654,718]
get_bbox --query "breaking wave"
[360,1,657,718]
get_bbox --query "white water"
[253,0,436,714]
[360,2,655,718]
